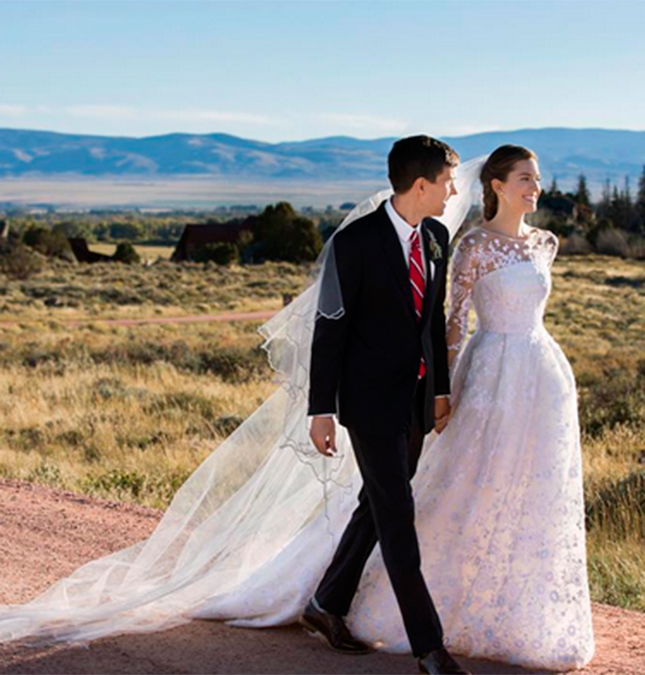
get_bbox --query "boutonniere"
[428,231,443,262]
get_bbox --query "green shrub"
[81,469,146,499]
[109,222,143,241]
[23,227,73,260]
[597,229,630,258]
[560,233,592,255]
[79,468,192,507]
[112,242,141,264]
[194,242,239,265]
[212,415,244,436]
[27,462,63,487]
[0,242,44,280]
[254,202,322,262]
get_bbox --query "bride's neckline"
[476,224,537,242]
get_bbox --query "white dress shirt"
[384,198,434,282]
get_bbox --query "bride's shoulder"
[531,227,559,250]
[454,226,490,252]
[450,228,489,271]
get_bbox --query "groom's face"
[419,165,458,217]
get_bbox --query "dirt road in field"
[0,309,278,329]
[0,479,643,674]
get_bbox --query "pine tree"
[607,178,636,231]
[575,174,591,207]
[609,186,623,230]
[622,176,636,231]
[597,178,612,220]
[637,164,645,234]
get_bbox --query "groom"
[303,136,469,675]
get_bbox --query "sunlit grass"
[0,258,312,322]
[90,243,176,261]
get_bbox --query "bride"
[0,145,594,672]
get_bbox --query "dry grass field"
[0,258,310,322]
[0,252,643,611]
[91,243,176,261]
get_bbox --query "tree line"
[532,166,645,258]
[541,169,645,232]
[2,165,645,277]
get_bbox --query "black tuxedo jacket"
[308,202,450,437]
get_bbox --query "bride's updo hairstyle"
[480,145,538,221]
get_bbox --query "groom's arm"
[430,226,450,398]
[308,228,361,416]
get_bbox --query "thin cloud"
[65,105,139,120]
[63,105,277,126]
[317,113,408,134]
[0,104,28,117]
[156,109,278,126]
[440,124,504,137]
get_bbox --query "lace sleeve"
[446,235,478,364]
[544,230,559,268]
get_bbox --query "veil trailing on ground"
[0,156,486,647]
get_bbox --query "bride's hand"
[434,397,451,434]
[310,416,337,457]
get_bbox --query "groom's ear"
[414,175,433,196]
[411,176,426,194]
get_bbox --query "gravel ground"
[0,479,643,675]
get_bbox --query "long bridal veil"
[0,157,486,647]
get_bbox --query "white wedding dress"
[341,226,596,670]
[0,204,594,669]
[192,224,595,671]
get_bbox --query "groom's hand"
[434,397,451,434]
[310,416,337,457]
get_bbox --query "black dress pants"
[314,384,444,657]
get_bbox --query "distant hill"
[0,127,644,197]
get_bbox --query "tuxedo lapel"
[378,205,416,321]
[420,221,444,327]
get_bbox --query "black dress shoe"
[299,599,372,654]
[418,647,471,674]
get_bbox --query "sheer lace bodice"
[446,226,558,355]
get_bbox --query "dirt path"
[0,478,643,674]
[0,309,278,329]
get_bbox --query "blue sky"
[1,0,643,142]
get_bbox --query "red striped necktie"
[409,228,427,379]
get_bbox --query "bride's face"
[494,158,542,215]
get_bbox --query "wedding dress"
[192,224,595,671]
[0,166,594,671]
[340,225,595,670]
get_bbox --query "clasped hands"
[310,397,451,456]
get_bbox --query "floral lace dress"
[345,226,595,670]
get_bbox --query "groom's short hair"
[388,136,459,193]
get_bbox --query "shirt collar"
[385,197,421,245]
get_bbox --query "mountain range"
[1,127,644,195]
